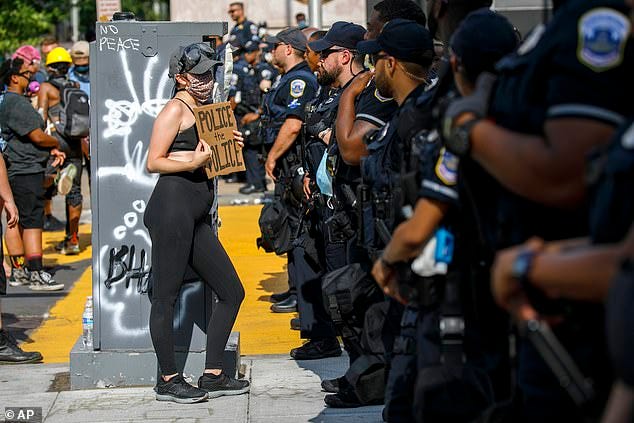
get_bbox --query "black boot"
[0,329,43,365]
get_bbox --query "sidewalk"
[0,355,383,422]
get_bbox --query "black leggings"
[144,171,244,375]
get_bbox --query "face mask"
[186,72,214,103]
[315,151,333,197]
[75,65,89,74]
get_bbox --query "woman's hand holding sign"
[191,141,212,170]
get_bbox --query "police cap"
[307,21,367,52]
[268,27,308,52]
[243,40,261,53]
[357,19,433,66]
[450,8,518,79]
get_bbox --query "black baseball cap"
[243,39,261,53]
[449,8,518,77]
[357,19,433,66]
[267,27,308,52]
[168,42,221,78]
[308,21,367,52]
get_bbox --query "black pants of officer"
[244,144,267,189]
[384,305,419,423]
[292,242,337,340]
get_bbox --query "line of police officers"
[249,0,634,421]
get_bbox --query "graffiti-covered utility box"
[70,20,237,390]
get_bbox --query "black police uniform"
[230,58,266,189]
[357,83,427,420]
[256,60,279,87]
[293,85,343,341]
[330,79,397,265]
[483,0,634,419]
[229,19,259,46]
[589,118,634,394]
[262,60,318,304]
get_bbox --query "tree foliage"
[0,0,63,56]
[0,0,169,57]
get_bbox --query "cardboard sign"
[194,102,245,178]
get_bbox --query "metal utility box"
[71,20,239,389]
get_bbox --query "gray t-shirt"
[0,92,50,177]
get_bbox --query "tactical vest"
[262,67,316,144]
[233,60,261,113]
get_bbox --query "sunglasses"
[370,53,389,66]
[319,48,347,60]
[179,43,215,74]
[228,8,240,13]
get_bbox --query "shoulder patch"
[435,147,459,186]
[290,79,306,98]
[577,8,630,72]
[250,24,259,35]
[230,74,239,86]
[288,98,301,110]
[622,122,634,149]
[374,88,392,103]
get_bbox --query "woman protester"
[144,42,249,404]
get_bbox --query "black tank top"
[169,98,199,152]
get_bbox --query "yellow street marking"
[21,267,92,362]
[219,205,300,355]
[21,206,301,362]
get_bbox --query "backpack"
[50,79,90,139]
[256,199,298,255]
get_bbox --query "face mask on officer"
[186,71,215,103]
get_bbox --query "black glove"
[306,120,328,139]
[441,72,497,156]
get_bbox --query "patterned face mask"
[186,71,215,103]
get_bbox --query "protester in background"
[69,41,92,187]
[0,58,65,291]
[36,36,59,84]
[0,149,43,364]
[144,42,249,404]
[12,45,42,106]
[69,41,90,98]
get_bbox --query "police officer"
[328,19,433,414]
[369,9,517,421]
[262,27,319,314]
[443,0,634,420]
[256,40,279,94]
[228,40,268,195]
[289,22,368,361]
[227,2,259,47]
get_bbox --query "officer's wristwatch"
[446,118,479,157]
[511,250,537,287]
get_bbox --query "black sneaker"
[321,376,346,393]
[290,338,342,360]
[270,290,291,303]
[324,386,383,408]
[198,372,250,399]
[0,329,43,365]
[154,374,208,404]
